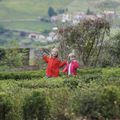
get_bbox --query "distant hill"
[0,0,120,20]
[0,0,120,48]
[0,0,120,32]
[0,0,72,20]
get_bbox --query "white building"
[103,10,116,20]
[62,13,71,23]
[46,32,58,42]
[38,35,46,40]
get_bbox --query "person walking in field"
[40,48,67,78]
[63,53,79,76]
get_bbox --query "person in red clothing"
[63,53,79,76]
[40,48,66,77]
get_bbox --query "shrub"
[0,70,45,80]
[78,68,102,76]
[17,78,64,89]
[49,88,74,120]
[22,91,51,120]
[64,78,79,89]
[73,84,120,119]
[0,92,14,120]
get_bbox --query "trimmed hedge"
[23,91,51,120]
[0,70,45,80]
[0,68,119,119]
[72,84,120,119]
[0,92,14,120]
[1,83,120,120]
[0,68,119,81]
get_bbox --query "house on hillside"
[103,11,116,21]
[28,33,47,42]
[52,27,58,31]
[50,15,62,22]
[46,32,58,42]
[38,34,46,40]
[62,13,71,23]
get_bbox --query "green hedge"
[23,91,51,120]
[0,70,45,80]
[1,84,120,120]
[0,68,119,81]
[0,68,120,119]
[0,92,14,120]
[16,78,64,89]
[72,84,120,119]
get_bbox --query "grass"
[0,21,53,32]
[0,0,72,20]
[0,0,72,33]
[0,0,120,32]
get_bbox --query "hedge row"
[0,68,120,119]
[0,68,120,80]
[0,70,45,80]
[1,83,120,120]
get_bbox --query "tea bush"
[0,68,119,119]
[22,91,51,120]
[0,70,45,80]
[0,92,14,120]
[72,83,120,119]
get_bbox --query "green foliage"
[73,84,120,119]
[63,78,79,89]
[0,25,6,33]
[2,49,23,68]
[86,8,94,15]
[109,33,120,66]
[16,78,64,89]
[0,70,45,80]
[49,88,74,120]
[0,68,120,119]
[23,91,51,120]
[48,6,57,17]
[0,48,29,68]
[0,92,14,120]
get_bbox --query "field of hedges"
[0,68,120,120]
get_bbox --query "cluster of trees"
[48,6,68,17]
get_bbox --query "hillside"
[0,0,72,32]
[0,0,120,48]
[0,0,120,32]
[0,0,72,20]
[0,0,120,20]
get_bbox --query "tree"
[48,6,57,17]
[0,25,6,34]
[1,48,30,68]
[0,49,5,60]
[109,33,120,66]
[58,18,110,66]
[3,49,23,67]
[86,8,94,15]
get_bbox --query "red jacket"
[43,55,66,77]
[63,60,79,76]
